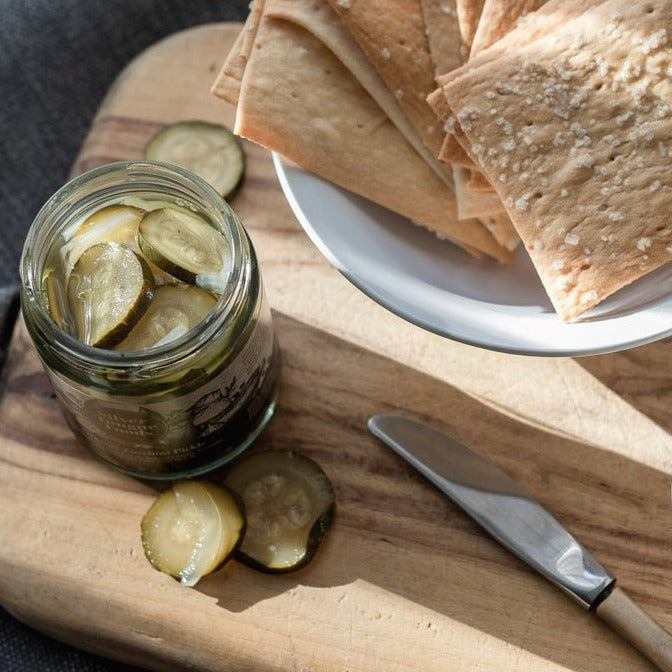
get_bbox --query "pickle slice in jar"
[141,481,245,587]
[144,121,245,199]
[67,242,154,348]
[43,268,69,332]
[61,205,145,276]
[138,208,230,286]
[62,204,176,287]
[224,451,336,573]
[117,284,217,350]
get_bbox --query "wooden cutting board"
[2,23,672,672]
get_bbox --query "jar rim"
[20,160,253,370]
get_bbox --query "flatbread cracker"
[481,213,521,252]
[468,169,495,192]
[439,133,476,166]
[470,0,548,56]
[234,15,512,262]
[211,29,245,105]
[456,0,486,51]
[430,0,606,122]
[439,0,672,319]
[264,0,452,188]
[211,0,266,105]
[453,166,505,218]
[451,166,519,249]
[420,0,512,230]
[324,0,448,176]
[420,0,464,76]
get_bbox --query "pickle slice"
[117,284,217,350]
[144,121,245,199]
[61,205,145,276]
[43,268,69,332]
[62,204,177,286]
[224,451,336,573]
[138,208,230,285]
[141,481,245,587]
[67,242,154,348]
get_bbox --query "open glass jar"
[20,161,280,480]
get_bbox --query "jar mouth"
[20,160,251,369]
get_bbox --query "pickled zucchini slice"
[144,121,245,198]
[224,451,335,573]
[117,284,217,350]
[138,208,229,285]
[67,242,154,348]
[43,268,69,332]
[61,205,145,276]
[141,481,245,587]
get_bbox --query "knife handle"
[596,586,672,672]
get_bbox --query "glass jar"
[20,161,280,480]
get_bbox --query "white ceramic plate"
[273,154,672,356]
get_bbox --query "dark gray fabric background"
[1,1,249,669]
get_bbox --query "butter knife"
[368,413,672,672]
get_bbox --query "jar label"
[48,292,279,475]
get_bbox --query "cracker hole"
[656,225,666,232]
[398,38,406,46]
[525,121,534,127]
[580,263,592,271]
[598,204,608,212]
[534,192,543,199]
[645,5,654,13]
[594,82,604,91]
[290,92,299,99]
[609,155,617,162]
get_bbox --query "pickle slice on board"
[144,121,245,199]
[141,481,245,587]
[117,284,217,350]
[138,208,230,286]
[67,242,154,348]
[224,451,336,573]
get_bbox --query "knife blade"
[368,413,672,672]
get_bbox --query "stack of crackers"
[213,0,672,322]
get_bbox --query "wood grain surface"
[1,22,672,672]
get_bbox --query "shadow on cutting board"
[195,313,672,672]
[579,335,672,434]
[1,310,671,672]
